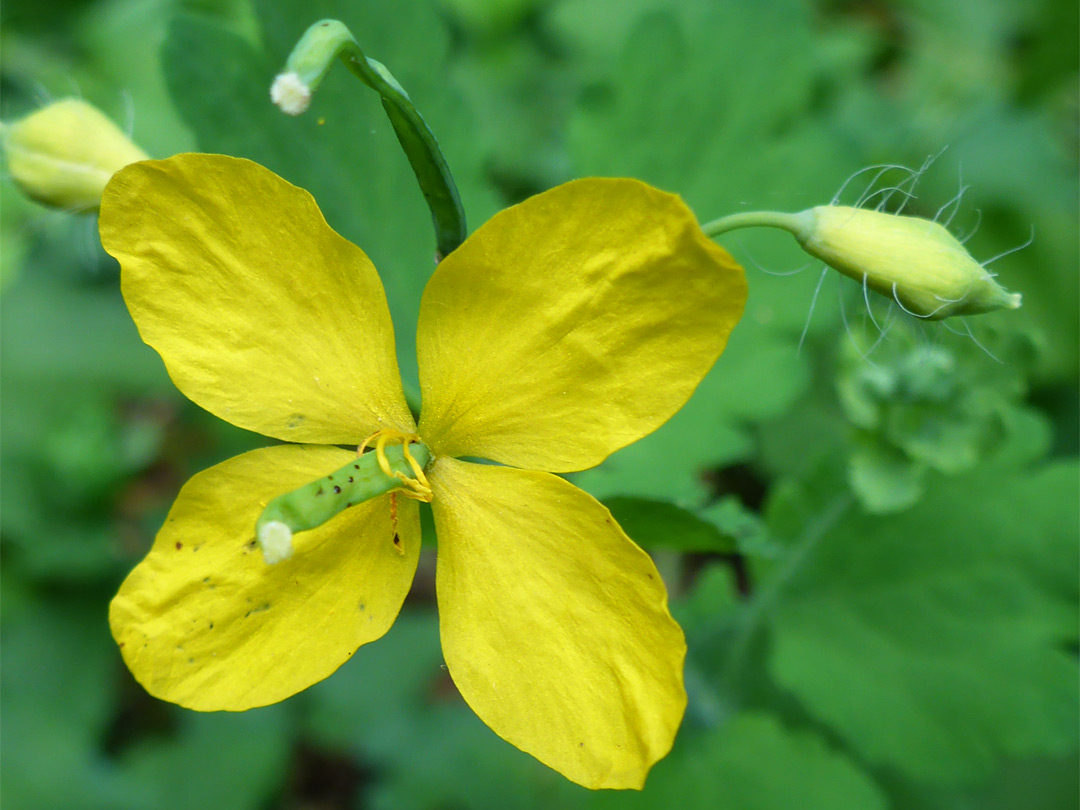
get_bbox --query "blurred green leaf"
[0,269,169,392]
[116,706,290,810]
[889,754,1080,810]
[847,433,926,513]
[0,592,127,810]
[699,496,775,558]
[767,459,1080,782]
[605,497,735,554]
[592,713,887,810]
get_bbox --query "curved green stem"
[276,19,466,259]
[700,210,811,239]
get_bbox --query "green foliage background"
[1,0,1077,807]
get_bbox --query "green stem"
[700,210,811,239]
[276,19,466,259]
[720,494,852,694]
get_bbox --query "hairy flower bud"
[793,206,1021,320]
[1,99,148,211]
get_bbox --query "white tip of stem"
[270,72,311,116]
[258,520,294,564]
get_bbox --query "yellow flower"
[100,154,746,789]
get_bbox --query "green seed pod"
[792,206,1022,320]
[1,99,149,212]
[255,441,431,564]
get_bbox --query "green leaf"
[767,459,1080,782]
[604,497,735,554]
[0,592,121,810]
[116,707,291,810]
[699,496,775,558]
[847,433,926,513]
[592,713,887,810]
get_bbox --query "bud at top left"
[1,98,149,212]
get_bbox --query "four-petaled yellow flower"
[101,154,746,789]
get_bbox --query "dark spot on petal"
[333,485,342,494]
[175,542,183,550]
[209,622,214,629]
[317,487,324,496]
[354,464,360,469]
[348,476,354,483]
[119,642,125,648]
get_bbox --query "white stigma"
[257,520,294,564]
[270,72,311,116]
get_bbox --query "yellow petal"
[429,457,686,789]
[417,178,746,472]
[100,154,414,444]
[111,444,420,711]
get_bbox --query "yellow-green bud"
[792,206,1022,320]
[1,99,149,212]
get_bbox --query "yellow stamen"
[357,429,433,502]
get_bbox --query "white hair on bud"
[270,72,311,115]
[257,520,294,564]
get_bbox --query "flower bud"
[792,206,1021,320]
[1,99,149,211]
